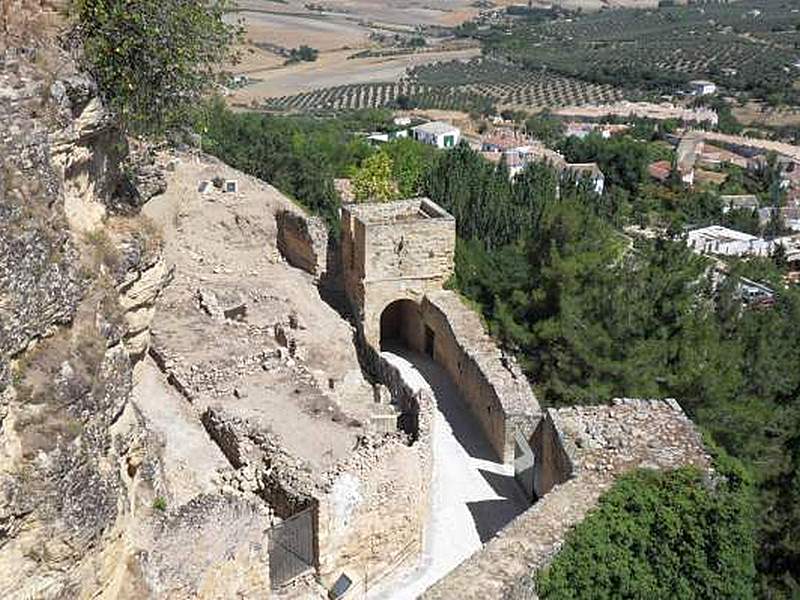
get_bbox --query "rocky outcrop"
[49,72,125,232]
[0,28,269,598]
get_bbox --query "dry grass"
[84,228,123,274]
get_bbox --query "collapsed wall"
[200,398,433,597]
[275,209,330,279]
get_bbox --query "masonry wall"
[341,200,456,348]
[315,348,435,596]
[342,209,367,316]
[420,292,540,465]
[363,218,455,282]
[529,409,575,498]
[315,407,433,596]
[275,209,329,277]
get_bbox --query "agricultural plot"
[484,0,800,104]
[262,58,626,113]
[412,59,627,108]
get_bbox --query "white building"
[411,121,461,149]
[738,277,775,305]
[689,80,717,96]
[687,225,774,256]
[366,129,408,144]
[565,163,605,195]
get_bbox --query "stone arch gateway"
[379,298,424,351]
[341,198,541,468]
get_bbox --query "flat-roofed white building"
[689,80,717,96]
[411,121,461,149]
[687,225,773,256]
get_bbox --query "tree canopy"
[537,462,755,599]
[72,0,241,136]
[352,150,398,202]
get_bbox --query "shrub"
[536,464,755,599]
[285,45,318,64]
[71,0,241,137]
[152,496,167,511]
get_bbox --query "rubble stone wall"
[315,349,434,595]
[316,437,428,595]
[275,209,329,277]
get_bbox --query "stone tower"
[340,197,456,349]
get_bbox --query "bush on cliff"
[71,0,241,136]
[536,460,755,599]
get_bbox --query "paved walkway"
[368,347,530,600]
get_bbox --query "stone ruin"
[274,196,711,599]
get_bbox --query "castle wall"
[275,209,329,278]
[529,409,576,498]
[342,208,367,316]
[419,292,540,464]
[315,357,435,595]
[422,399,711,600]
[341,199,456,348]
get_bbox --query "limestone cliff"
[1,17,269,599]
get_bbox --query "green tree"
[525,111,566,146]
[537,462,755,599]
[72,0,241,137]
[197,99,347,227]
[352,151,398,202]
[384,138,437,198]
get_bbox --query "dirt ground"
[733,101,800,128]
[142,152,376,471]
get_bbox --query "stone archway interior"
[379,299,422,352]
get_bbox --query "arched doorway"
[379,299,423,352]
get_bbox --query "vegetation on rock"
[71,0,241,136]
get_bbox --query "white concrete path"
[367,348,530,600]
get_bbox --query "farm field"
[260,57,627,114]
[227,0,660,109]
[239,9,370,52]
[232,0,800,117]
[484,0,800,105]
[230,48,482,107]
[732,101,800,128]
